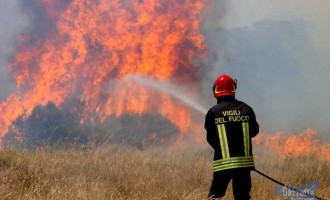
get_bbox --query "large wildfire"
[0,0,329,160]
[0,0,206,145]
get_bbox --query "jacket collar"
[217,96,236,104]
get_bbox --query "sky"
[0,0,329,136]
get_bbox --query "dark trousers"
[208,168,252,200]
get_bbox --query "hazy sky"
[223,0,330,63]
[223,0,330,27]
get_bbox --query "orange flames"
[0,0,329,161]
[0,0,207,143]
[254,128,330,161]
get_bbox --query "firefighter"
[205,74,259,200]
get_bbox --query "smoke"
[0,0,29,100]
[200,0,330,135]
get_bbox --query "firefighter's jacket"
[205,96,259,172]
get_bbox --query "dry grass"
[0,144,328,200]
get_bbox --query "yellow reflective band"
[217,124,230,159]
[217,125,226,159]
[242,122,250,156]
[213,156,255,172]
[221,124,230,158]
[213,162,255,172]
[213,156,254,165]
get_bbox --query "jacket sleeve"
[249,108,259,138]
[204,110,218,149]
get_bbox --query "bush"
[3,102,179,149]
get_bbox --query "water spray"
[125,75,208,115]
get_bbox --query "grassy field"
[0,144,328,200]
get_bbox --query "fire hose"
[253,169,328,200]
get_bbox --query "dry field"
[0,144,328,200]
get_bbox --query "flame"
[2,0,329,158]
[254,128,330,161]
[0,0,207,143]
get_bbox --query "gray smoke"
[0,0,30,100]
[200,0,330,136]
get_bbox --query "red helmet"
[213,74,237,98]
